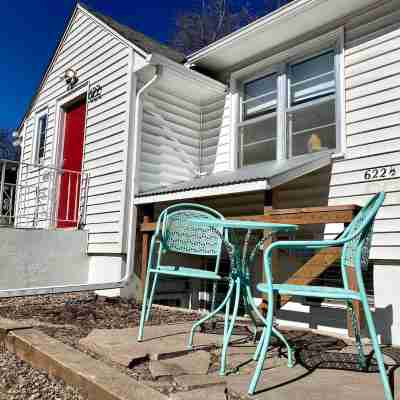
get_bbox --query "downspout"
[124,63,162,292]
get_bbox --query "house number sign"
[88,84,102,102]
[364,166,396,181]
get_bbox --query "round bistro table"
[187,218,298,376]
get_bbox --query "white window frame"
[232,27,345,168]
[32,108,49,165]
[286,48,337,159]
[238,65,281,167]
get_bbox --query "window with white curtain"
[238,48,339,167]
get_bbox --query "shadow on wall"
[277,302,394,344]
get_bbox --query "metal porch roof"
[135,150,333,201]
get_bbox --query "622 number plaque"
[88,84,102,103]
[364,166,396,181]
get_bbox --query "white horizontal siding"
[139,85,201,191]
[328,5,400,261]
[201,94,231,174]
[17,8,131,254]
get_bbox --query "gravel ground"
[0,291,200,348]
[0,343,84,400]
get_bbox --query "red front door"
[57,99,86,228]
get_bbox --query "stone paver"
[79,323,247,367]
[227,352,287,375]
[170,386,228,400]
[150,351,211,378]
[174,374,226,390]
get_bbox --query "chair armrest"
[267,239,344,252]
[261,239,345,290]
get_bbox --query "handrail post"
[0,161,6,222]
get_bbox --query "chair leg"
[188,279,235,349]
[253,327,266,361]
[145,272,159,322]
[137,269,153,342]
[224,289,232,339]
[361,298,394,400]
[220,278,241,376]
[248,299,274,395]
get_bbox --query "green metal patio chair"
[248,192,393,400]
[137,203,228,342]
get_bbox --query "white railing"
[0,159,89,229]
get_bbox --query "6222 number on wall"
[364,166,396,181]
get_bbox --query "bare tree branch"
[170,0,294,55]
[170,0,256,55]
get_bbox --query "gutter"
[124,61,162,288]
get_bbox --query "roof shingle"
[79,3,186,63]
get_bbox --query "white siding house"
[10,0,400,343]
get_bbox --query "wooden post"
[141,214,151,282]
[137,205,153,303]
[347,266,365,336]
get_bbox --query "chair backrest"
[157,203,225,260]
[341,192,385,270]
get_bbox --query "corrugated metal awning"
[134,151,333,204]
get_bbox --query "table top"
[190,218,298,232]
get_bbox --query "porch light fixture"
[12,130,22,147]
[63,68,78,89]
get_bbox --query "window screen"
[290,51,335,105]
[243,73,277,119]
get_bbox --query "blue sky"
[1,0,277,129]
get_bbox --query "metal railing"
[0,159,89,229]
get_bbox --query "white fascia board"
[134,180,269,205]
[186,0,328,64]
[149,53,227,95]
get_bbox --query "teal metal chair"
[137,203,228,342]
[248,192,393,400]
